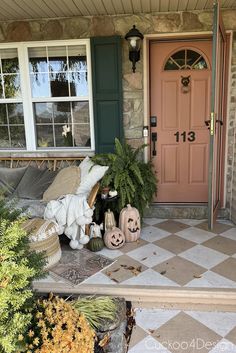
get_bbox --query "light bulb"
[130,38,137,48]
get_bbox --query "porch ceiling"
[0,0,235,21]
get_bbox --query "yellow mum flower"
[28,330,34,337]
[33,337,40,346]
[35,311,43,319]
[18,334,24,341]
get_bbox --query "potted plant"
[92,138,157,219]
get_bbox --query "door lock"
[150,116,157,127]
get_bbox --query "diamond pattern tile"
[122,268,179,286]
[152,312,221,353]
[196,221,233,234]
[153,256,206,286]
[202,236,236,256]
[155,220,190,233]
[141,225,171,242]
[226,327,236,345]
[186,311,236,337]
[121,238,148,253]
[128,309,236,353]
[220,228,236,241]
[127,243,174,267]
[128,325,148,351]
[177,227,215,243]
[154,234,196,254]
[37,218,236,290]
[185,270,236,288]
[208,339,236,353]
[211,257,236,282]
[102,255,147,283]
[143,218,167,226]
[135,308,180,332]
[179,245,228,269]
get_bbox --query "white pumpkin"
[104,227,125,249]
[119,204,141,242]
[104,209,116,231]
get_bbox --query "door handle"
[151,132,157,156]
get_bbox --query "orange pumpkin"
[104,226,125,249]
[119,204,141,242]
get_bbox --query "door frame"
[143,31,232,208]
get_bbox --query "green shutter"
[91,36,123,153]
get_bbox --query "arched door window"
[164,49,208,70]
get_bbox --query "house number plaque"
[174,131,196,142]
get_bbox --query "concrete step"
[144,203,229,219]
[34,282,236,311]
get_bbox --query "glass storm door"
[208,1,226,229]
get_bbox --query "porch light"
[125,25,144,73]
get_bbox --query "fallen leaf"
[120,264,128,268]
[106,271,112,277]
[160,270,166,275]
[111,278,119,283]
[99,334,111,347]
[127,266,135,270]
[193,274,202,278]
[112,268,120,273]
[153,252,157,255]
[141,257,147,261]
[149,329,155,334]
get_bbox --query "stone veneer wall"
[0,10,236,220]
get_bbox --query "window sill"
[0,150,95,158]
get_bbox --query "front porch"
[34,217,236,308]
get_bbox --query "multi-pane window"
[164,49,208,71]
[0,40,93,151]
[0,49,26,148]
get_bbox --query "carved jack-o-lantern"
[104,226,125,249]
[119,204,141,242]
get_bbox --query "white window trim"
[0,39,95,153]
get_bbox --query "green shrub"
[0,200,46,353]
[92,138,157,218]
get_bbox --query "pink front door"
[150,41,212,203]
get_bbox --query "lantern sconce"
[125,25,144,73]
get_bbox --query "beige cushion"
[43,166,81,201]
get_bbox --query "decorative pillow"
[13,166,57,200]
[0,166,27,196]
[43,166,81,202]
[76,156,108,196]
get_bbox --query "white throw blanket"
[44,193,93,249]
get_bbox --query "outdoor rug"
[49,248,114,286]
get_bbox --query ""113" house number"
[174,131,196,142]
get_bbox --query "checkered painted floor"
[85,218,236,288]
[38,218,236,289]
[128,308,236,352]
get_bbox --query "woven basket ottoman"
[22,218,61,269]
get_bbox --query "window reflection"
[0,103,25,149]
[34,101,90,148]
[164,49,208,71]
[28,45,88,98]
